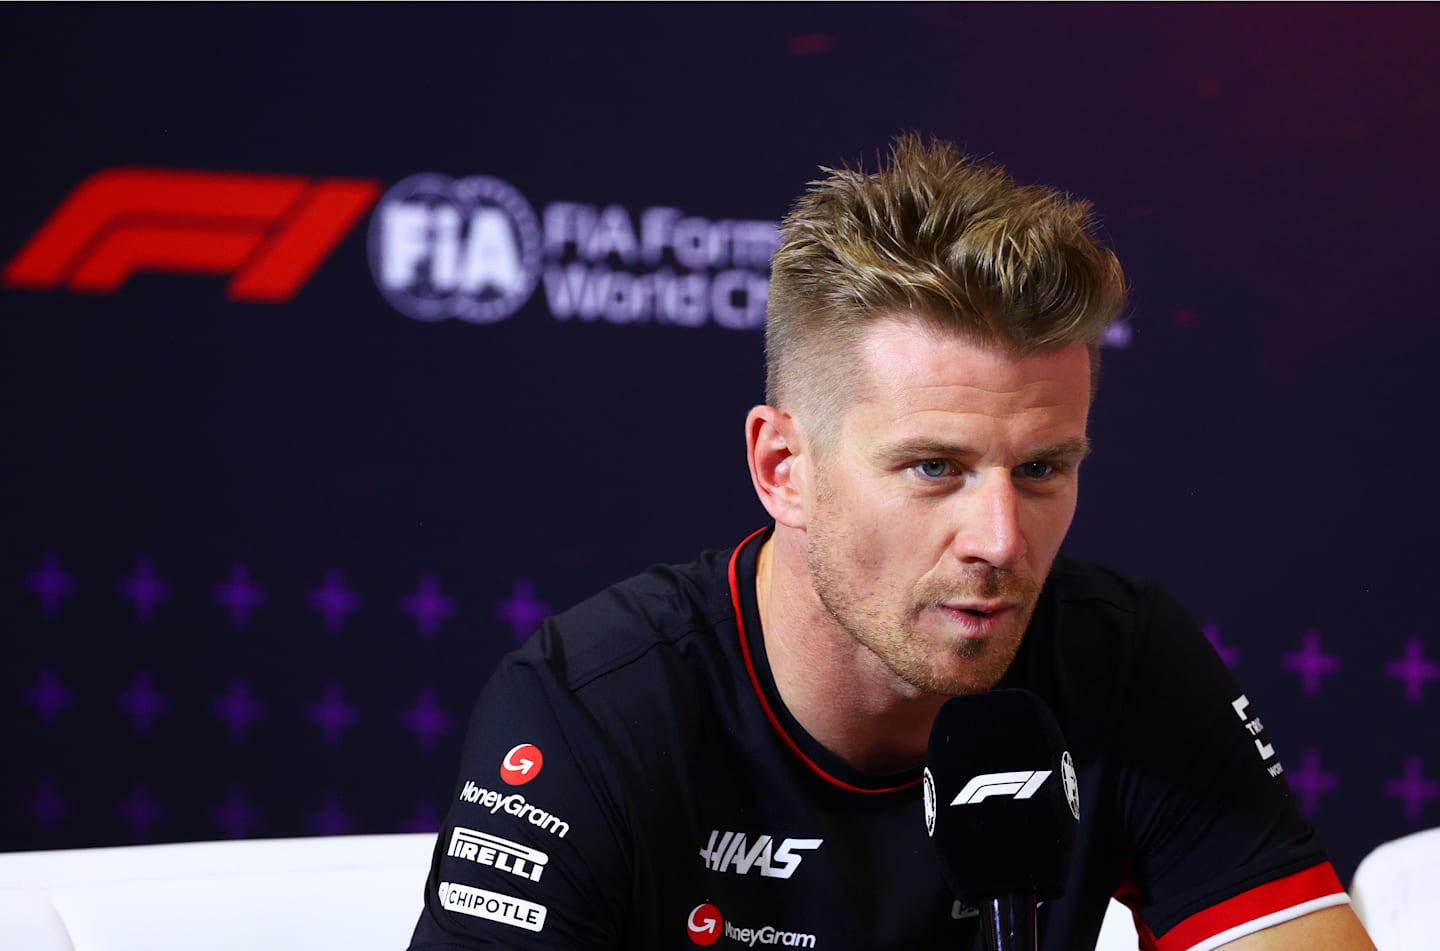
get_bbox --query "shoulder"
[1034,555,1196,665]
[1011,555,1220,754]
[1041,554,1206,650]
[491,545,741,710]
[1046,555,1162,613]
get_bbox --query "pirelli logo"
[448,825,549,883]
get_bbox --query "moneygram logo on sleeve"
[449,826,548,882]
[459,780,570,839]
[501,743,543,785]
[368,172,778,330]
[685,903,817,948]
[439,881,546,933]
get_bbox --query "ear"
[745,405,809,529]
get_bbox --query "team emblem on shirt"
[698,830,823,879]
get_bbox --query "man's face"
[802,318,1092,696]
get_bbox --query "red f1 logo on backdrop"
[3,168,380,302]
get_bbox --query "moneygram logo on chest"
[368,173,778,329]
[685,903,817,948]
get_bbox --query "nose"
[950,469,1029,570]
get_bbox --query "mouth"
[935,602,1015,634]
[945,602,1013,617]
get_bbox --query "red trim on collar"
[728,528,922,795]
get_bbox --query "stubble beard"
[806,516,1042,698]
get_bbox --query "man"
[407,136,1374,949]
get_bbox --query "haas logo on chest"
[699,830,823,879]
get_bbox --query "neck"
[755,530,947,774]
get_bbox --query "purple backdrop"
[4,5,1439,883]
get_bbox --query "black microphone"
[923,689,1080,951]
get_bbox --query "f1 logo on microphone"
[500,743,544,786]
[686,903,722,946]
[951,770,1052,804]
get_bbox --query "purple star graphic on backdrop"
[308,569,361,633]
[403,574,456,639]
[402,688,453,750]
[1385,756,1439,822]
[306,684,360,744]
[25,667,73,727]
[306,793,355,835]
[1385,636,1440,704]
[1201,622,1239,668]
[497,578,551,643]
[213,563,266,630]
[27,777,66,832]
[119,784,165,841]
[116,556,172,623]
[1287,747,1339,816]
[1282,629,1341,696]
[1102,322,1132,349]
[25,551,76,617]
[118,672,169,733]
[213,787,262,839]
[213,677,264,742]
[400,798,441,834]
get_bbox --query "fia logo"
[501,743,544,786]
[368,172,543,324]
[686,903,723,946]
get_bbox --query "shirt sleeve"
[407,652,631,949]
[1112,586,1349,951]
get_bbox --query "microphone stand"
[981,893,1037,951]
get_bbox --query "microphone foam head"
[923,689,1079,902]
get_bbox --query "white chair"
[1095,898,1142,950]
[1351,826,1440,950]
[0,833,434,951]
[0,832,1143,950]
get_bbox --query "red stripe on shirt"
[1155,862,1345,950]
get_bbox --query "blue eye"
[1017,461,1055,480]
[917,460,951,478]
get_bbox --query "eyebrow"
[874,436,1092,465]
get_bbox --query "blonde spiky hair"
[764,134,1126,447]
